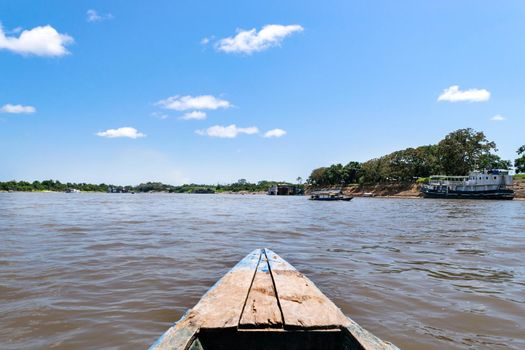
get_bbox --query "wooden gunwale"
[149,248,399,350]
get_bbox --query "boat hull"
[149,248,398,350]
[421,188,514,200]
[309,197,353,201]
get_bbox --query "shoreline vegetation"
[306,128,525,199]
[2,129,523,198]
[0,179,302,195]
[1,177,524,199]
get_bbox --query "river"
[1,193,524,349]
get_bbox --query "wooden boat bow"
[149,249,398,350]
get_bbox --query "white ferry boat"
[421,169,514,200]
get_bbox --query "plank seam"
[263,248,286,328]
[237,249,262,328]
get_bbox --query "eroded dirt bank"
[332,178,525,199]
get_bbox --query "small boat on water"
[310,190,353,201]
[149,249,397,350]
[421,169,514,200]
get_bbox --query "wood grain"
[265,248,348,329]
[192,249,261,329]
[239,254,283,328]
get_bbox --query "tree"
[515,145,525,173]
[342,161,361,183]
[437,128,497,175]
[478,154,511,171]
[307,167,328,186]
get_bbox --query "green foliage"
[307,162,362,187]
[307,128,509,186]
[515,145,525,174]
[478,153,511,171]
[0,179,304,194]
[437,128,496,175]
[416,177,429,184]
[0,179,110,192]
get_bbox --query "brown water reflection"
[0,193,524,349]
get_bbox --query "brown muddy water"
[0,193,524,350]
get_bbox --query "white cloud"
[196,124,259,138]
[8,27,23,34]
[86,10,114,22]
[0,104,36,114]
[96,127,145,139]
[264,128,287,138]
[200,37,210,45]
[180,111,207,120]
[437,85,490,102]
[491,114,506,121]
[216,24,304,54]
[157,95,231,111]
[0,23,73,57]
[151,112,169,120]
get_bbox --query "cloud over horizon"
[180,111,207,120]
[264,128,287,138]
[491,114,506,121]
[96,127,145,139]
[1,104,36,114]
[437,85,490,102]
[196,124,259,138]
[216,24,303,54]
[86,10,114,22]
[157,95,231,111]
[0,23,73,57]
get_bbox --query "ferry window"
[486,177,488,180]
[479,177,482,180]
[494,176,497,180]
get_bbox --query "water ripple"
[0,193,524,350]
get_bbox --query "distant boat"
[309,190,353,201]
[421,169,514,200]
[192,188,215,194]
[65,188,80,193]
[149,249,398,350]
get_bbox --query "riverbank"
[331,177,525,199]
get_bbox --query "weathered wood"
[149,248,399,350]
[191,249,261,329]
[149,249,262,350]
[147,315,199,350]
[343,317,399,350]
[239,254,283,328]
[265,248,349,329]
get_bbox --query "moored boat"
[310,190,353,201]
[421,169,514,200]
[149,248,397,350]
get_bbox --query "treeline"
[128,180,300,193]
[0,180,111,192]
[308,128,523,186]
[0,179,301,193]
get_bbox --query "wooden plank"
[265,248,349,329]
[147,315,199,350]
[150,249,262,350]
[190,249,261,329]
[239,254,283,328]
[343,317,400,350]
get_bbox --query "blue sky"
[1,1,524,185]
